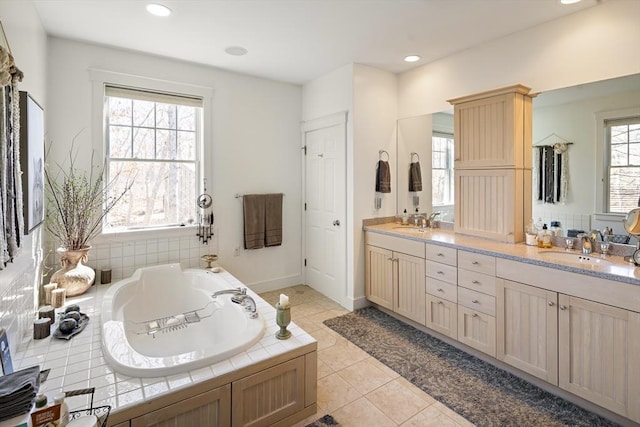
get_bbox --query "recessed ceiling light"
[560,0,581,4]
[146,3,171,17]
[225,46,248,56]
[404,55,421,63]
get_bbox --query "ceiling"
[33,0,600,85]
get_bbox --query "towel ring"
[379,150,389,161]
[411,152,420,162]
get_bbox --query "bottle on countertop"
[525,218,538,246]
[537,224,553,248]
[54,393,69,427]
[550,221,563,238]
[402,209,408,225]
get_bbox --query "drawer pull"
[560,305,567,311]
[437,288,444,292]
[437,252,444,257]
[472,280,480,284]
[438,300,444,305]
[548,301,554,307]
[472,313,479,318]
[472,299,479,304]
[437,271,444,275]
[472,261,480,265]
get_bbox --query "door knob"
[333,220,340,226]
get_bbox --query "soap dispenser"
[402,209,408,225]
[537,224,553,248]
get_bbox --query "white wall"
[351,64,398,308]
[398,0,640,118]
[46,37,303,292]
[0,0,48,356]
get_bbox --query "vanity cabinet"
[496,279,558,384]
[365,233,426,324]
[425,244,457,338]
[457,251,497,357]
[558,295,640,422]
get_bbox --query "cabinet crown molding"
[447,84,534,105]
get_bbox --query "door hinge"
[304,258,307,267]
[304,202,307,211]
[302,145,307,155]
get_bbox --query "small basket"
[66,388,111,427]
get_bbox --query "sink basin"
[392,226,430,234]
[538,251,613,266]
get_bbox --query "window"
[104,86,203,230]
[606,116,640,213]
[432,133,454,206]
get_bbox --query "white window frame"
[89,69,214,242]
[594,106,640,221]
[432,131,454,207]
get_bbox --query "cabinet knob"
[437,253,444,257]
[387,257,393,262]
[472,313,479,318]
[437,288,444,292]
[472,299,479,304]
[548,301,555,307]
[472,261,480,265]
[559,305,567,311]
[437,271,444,275]
[438,300,444,305]
[472,280,480,284]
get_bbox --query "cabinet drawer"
[458,251,496,276]
[365,232,425,258]
[425,278,457,303]
[425,261,457,285]
[458,269,497,296]
[425,244,457,266]
[458,287,496,316]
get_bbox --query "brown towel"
[376,160,391,193]
[265,193,283,247]
[409,161,422,192]
[243,195,265,249]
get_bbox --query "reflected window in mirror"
[607,116,640,213]
[432,132,454,206]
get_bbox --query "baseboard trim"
[247,274,303,294]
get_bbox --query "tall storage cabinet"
[448,85,534,243]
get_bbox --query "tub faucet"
[231,294,258,319]
[211,287,246,298]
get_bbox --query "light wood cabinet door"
[395,251,426,325]
[559,295,640,422]
[131,385,231,427]
[425,293,457,339]
[365,244,393,310]
[451,85,532,170]
[232,357,305,427]
[496,279,558,384]
[457,305,496,357]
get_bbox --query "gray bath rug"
[323,307,619,427]
[306,414,340,427]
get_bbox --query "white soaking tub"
[101,263,265,377]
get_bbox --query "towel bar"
[235,193,285,198]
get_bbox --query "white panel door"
[304,114,346,304]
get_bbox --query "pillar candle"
[44,283,58,305]
[279,293,289,307]
[51,288,66,309]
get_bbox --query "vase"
[50,247,95,297]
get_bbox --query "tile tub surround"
[365,222,640,287]
[10,267,316,422]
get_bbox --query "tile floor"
[259,285,474,427]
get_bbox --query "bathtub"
[101,263,265,377]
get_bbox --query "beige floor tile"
[333,397,397,427]
[429,401,474,427]
[400,404,464,427]
[363,356,401,380]
[394,376,436,404]
[318,342,369,371]
[317,373,362,412]
[366,378,433,425]
[337,358,397,395]
[310,327,348,350]
[291,301,327,318]
[317,358,334,379]
[292,316,325,333]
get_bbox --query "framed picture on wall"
[19,91,45,234]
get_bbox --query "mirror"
[624,208,640,236]
[394,73,640,237]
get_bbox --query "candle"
[279,293,289,307]
[44,283,58,305]
[51,288,66,309]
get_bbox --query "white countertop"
[365,223,640,286]
[7,268,316,422]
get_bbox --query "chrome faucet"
[211,287,246,298]
[578,231,603,254]
[231,294,258,318]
